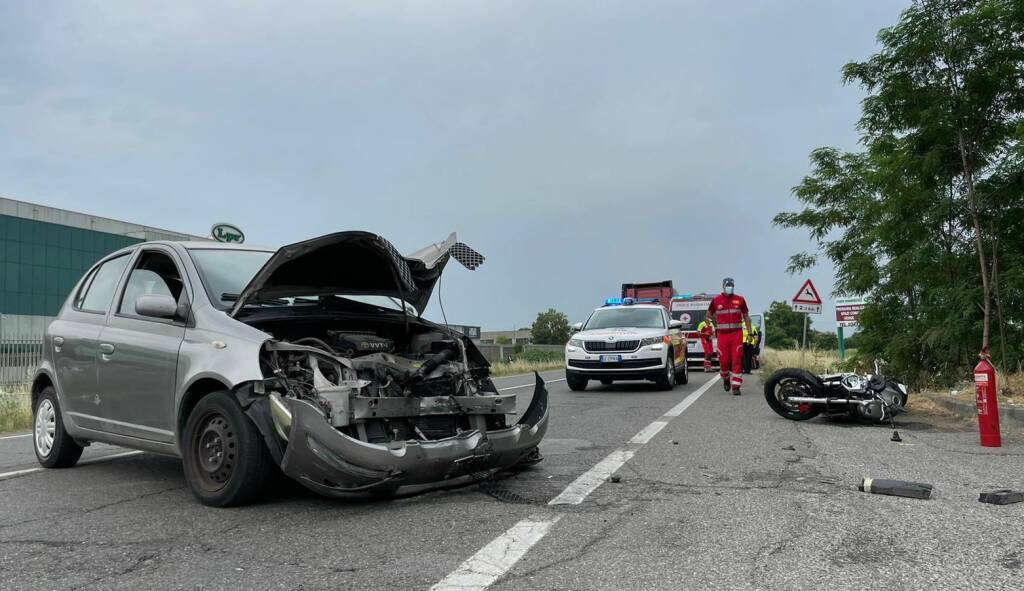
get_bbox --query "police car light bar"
[605,297,660,306]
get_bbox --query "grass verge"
[761,348,849,376]
[0,388,32,433]
[490,360,565,378]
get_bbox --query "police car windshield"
[586,307,665,330]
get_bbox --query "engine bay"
[252,316,509,445]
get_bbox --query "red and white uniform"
[698,322,715,371]
[708,293,748,390]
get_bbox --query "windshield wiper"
[221,293,292,306]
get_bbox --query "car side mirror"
[572,322,583,332]
[135,294,179,319]
[669,320,683,330]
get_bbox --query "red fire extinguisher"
[974,349,1001,448]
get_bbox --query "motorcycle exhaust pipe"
[782,397,872,405]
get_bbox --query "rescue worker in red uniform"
[707,277,752,395]
[697,318,715,372]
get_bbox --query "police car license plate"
[599,355,621,363]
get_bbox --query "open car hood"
[229,231,484,317]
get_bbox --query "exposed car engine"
[258,325,506,445]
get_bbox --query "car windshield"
[188,248,275,308]
[188,248,417,313]
[585,307,665,330]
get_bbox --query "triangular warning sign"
[792,279,822,305]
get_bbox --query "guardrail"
[0,337,42,391]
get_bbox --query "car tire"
[677,355,689,385]
[33,387,84,469]
[181,391,273,507]
[655,354,676,391]
[567,373,588,391]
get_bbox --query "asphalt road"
[1,369,1022,590]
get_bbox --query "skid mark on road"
[430,374,721,589]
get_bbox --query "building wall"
[0,213,142,317]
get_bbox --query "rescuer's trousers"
[717,330,744,390]
[701,336,714,371]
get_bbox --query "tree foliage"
[776,0,1024,386]
[764,301,811,349]
[530,308,572,344]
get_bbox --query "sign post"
[791,279,823,365]
[834,296,867,361]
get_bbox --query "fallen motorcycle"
[763,361,909,425]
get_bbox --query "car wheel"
[600,378,613,386]
[33,387,84,469]
[182,391,272,507]
[678,355,689,385]
[567,373,588,391]
[655,354,676,391]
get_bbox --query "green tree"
[775,0,1024,385]
[530,309,572,345]
[763,301,809,349]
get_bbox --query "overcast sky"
[1,0,907,331]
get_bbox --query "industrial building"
[0,197,207,338]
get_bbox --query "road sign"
[791,279,822,314]
[791,302,822,314]
[792,279,823,305]
[835,296,866,327]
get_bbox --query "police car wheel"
[678,357,689,385]
[655,354,676,391]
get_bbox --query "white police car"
[565,298,688,391]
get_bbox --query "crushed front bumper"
[261,373,548,497]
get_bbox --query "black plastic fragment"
[979,489,1024,505]
[859,477,932,500]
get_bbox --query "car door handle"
[99,343,115,355]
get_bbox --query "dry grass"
[0,388,32,433]
[490,360,565,378]
[761,348,847,376]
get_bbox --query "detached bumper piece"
[278,373,549,497]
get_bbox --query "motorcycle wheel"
[763,368,824,421]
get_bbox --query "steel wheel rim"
[35,399,56,458]
[192,412,236,491]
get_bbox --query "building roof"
[0,196,209,242]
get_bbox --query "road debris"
[859,477,932,500]
[609,475,621,483]
[978,489,1024,505]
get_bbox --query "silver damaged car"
[31,231,549,506]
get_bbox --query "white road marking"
[429,515,561,591]
[547,449,635,506]
[628,421,669,445]
[0,450,144,482]
[497,378,565,392]
[0,433,31,441]
[430,374,720,590]
[664,377,722,417]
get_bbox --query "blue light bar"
[604,298,624,306]
[634,298,660,304]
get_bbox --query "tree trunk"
[991,231,1008,370]
[959,131,991,354]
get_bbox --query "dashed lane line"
[430,374,721,590]
[497,378,565,392]
[0,450,144,482]
[429,516,562,591]
[0,433,31,441]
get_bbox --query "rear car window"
[77,255,130,314]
